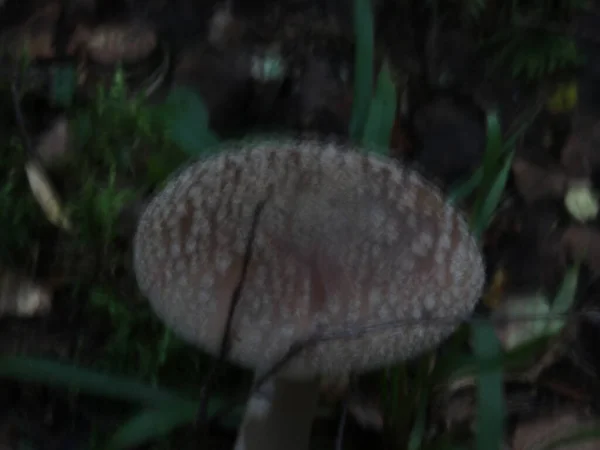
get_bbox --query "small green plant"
[489,31,582,80]
[0,139,51,267]
[87,287,175,384]
[481,0,586,80]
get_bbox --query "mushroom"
[133,138,485,449]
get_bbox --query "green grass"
[0,70,225,448]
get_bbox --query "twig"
[206,306,592,426]
[196,192,272,426]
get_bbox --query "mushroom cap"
[133,139,485,379]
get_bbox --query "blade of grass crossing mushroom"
[349,0,375,142]
[361,60,397,153]
[472,321,505,450]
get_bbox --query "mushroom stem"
[234,376,320,450]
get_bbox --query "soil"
[2,0,600,449]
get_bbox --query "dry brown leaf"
[512,410,600,450]
[561,115,600,179]
[431,377,478,431]
[0,3,61,59]
[346,394,384,431]
[319,374,350,403]
[208,2,245,47]
[561,226,600,276]
[24,159,72,231]
[35,116,71,168]
[85,22,157,65]
[512,157,568,204]
[0,268,52,318]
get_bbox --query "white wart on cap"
[133,138,485,379]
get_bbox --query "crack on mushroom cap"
[133,138,485,379]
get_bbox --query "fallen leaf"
[0,3,61,60]
[511,157,567,204]
[0,268,52,318]
[564,180,599,223]
[346,394,384,431]
[208,2,245,47]
[561,226,600,276]
[319,374,350,403]
[492,292,563,352]
[512,411,600,450]
[85,21,158,65]
[561,115,600,178]
[24,159,72,231]
[431,377,477,431]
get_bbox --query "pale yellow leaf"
[24,159,72,231]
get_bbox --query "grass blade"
[0,356,196,408]
[544,264,580,335]
[472,321,505,450]
[551,264,580,315]
[471,148,515,238]
[449,104,539,205]
[349,0,375,142]
[449,113,502,208]
[361,60,397,152]
[448,167,484,204]
[469,111,509,236]
[481,112,503,178]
